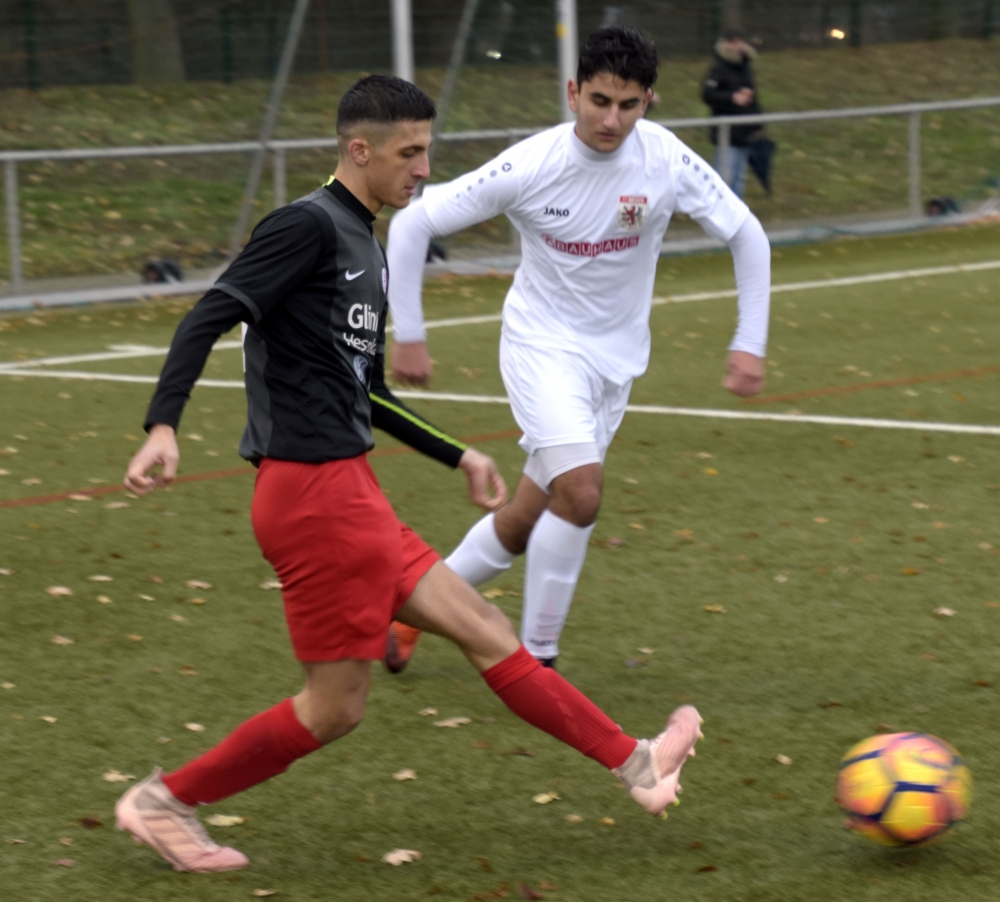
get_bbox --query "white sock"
[445,513,516,586]
[520,510,594,659]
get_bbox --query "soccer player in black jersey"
[115,75,702,874]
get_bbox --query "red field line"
[744,364,1000,406]
[0,428,523,510]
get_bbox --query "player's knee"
[312,701,366,745]
[550,483,602,526]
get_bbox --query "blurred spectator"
[701,29,762,198]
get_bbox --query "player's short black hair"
[577,26,658,91]
[336,75,436,134]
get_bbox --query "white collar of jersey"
[567,124,633,164]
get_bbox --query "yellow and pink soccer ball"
[838,732,971,847]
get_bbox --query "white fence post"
[4,160,23,293]
[908,111,922,217]
[392,0,415,82]
[272,148,287,209]
[717,122,732,186]
[556,0,578,123]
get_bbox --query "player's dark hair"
[337,74,436,133]
[577,26,658,90]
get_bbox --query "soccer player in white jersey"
[384,27,771,671]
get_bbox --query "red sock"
[163,698,321,806]
[482,646,637,769]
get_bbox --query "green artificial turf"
[2,39,1000,282]
[1,224,1000,900]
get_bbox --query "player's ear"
[567,79,580,114]
[348,136,372,167]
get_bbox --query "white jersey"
[389,120,763,384]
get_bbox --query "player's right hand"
[391,340,433,386]
[124,424,179,495]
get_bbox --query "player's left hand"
[458,448,508,511]
[723,350,765,397]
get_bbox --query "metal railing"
[2,95,1000,294]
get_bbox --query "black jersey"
[144,180,466,468]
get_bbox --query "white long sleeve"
[386,200,435,343]
[726,213,771,357]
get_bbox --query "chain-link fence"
[1,1,997,90]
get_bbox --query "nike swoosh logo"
[345,269,365,281]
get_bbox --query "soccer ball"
[837,732,971,847]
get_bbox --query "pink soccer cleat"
[613,705,703,817]
[115,767,249,872]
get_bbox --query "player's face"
[368,119,433,209]
[569,73,651,153]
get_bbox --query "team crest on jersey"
[381,267,387,294]
[352,354,370,384]
[617,195,648,231]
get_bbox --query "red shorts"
[251,455,440,662]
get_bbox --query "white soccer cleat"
[115,767,249,872]
[613,705,703,817]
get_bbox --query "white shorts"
[499,335,632,489]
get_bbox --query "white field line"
[2,368,998,436]
[2,258,997,373]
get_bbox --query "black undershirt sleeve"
[369,341,467,470]
[144,289,249,432]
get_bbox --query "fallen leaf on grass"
[472,883,510,900]
[205,814,245,826]
[67,494,91,502]
[697,864,718,873]
[40,716,57,723]
[22,478,42,486]
[638,646,654,655]
[565,814,584,823]
[186,580,212,590]
[539,882,559,891]
[53,858,75,867]
[532,792,560,804]
[103,770,136,782]
[813,517,829,524]
[156,737,172,744]
[901,567,921,576]
[501,748,535,757]
[702,605,726,614]
[88,575,112,582]
[381,848,421,866]
[776,754,793,766]
[139,594,154,601]
[418,707,438,716]
[104,502,129,510]
[473,741,492,749]
[96,595,112,604]
[434,717,471,728]
[188,597,206,605]
[145,576,163,584]
[260,579,281,590]
[628,522,645,530]
[179,665,197,675]
[934,607,956,618]
[252,891,278,898]
[80,818,102,829]
[59,837,73,846]
[185,722,205,732]
[932,521,949,529]
[476,856,494,872]
[170,614,186,622]
[518,882,543,900]
[47,587,73,597]
[127,634,142,641]
[8,839,27,844]
[911,501,929,509]
[973,679,991,687]
[0,568,13,576]
[948,455,964,463]
[703,468,719,476]
[818,701,843,708]
[392,769,417,781]
[596,537,625,548]
[774,574,788,583]
[1,682,14,690]
[598,817,615,826]
[51,635,74,645]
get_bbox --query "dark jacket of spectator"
[701,38,763,147]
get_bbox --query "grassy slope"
[1,227,1000,900]
[1,40,999,281]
